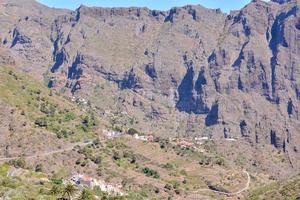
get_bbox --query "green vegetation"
[64,111,76,121]
[0,163,128,199]
[62,183,78,200]
[0,67,99,141]
[127,128,139,136]
[8,158,26,168]
[142,167,160,179]
[78,188,93,200]
[206,181,229,193]
[247,178,300,200]
[163,162,177,170]
[198,154,225,166]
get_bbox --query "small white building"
[194,136,209,141]
[225,138,237,142]
[103,129,124,139]
[133,134,154,142]
[70,174,125,196]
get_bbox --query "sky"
[37,0,253,13]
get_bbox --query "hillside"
[0,0,300,199]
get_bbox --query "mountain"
[0,0,300,199]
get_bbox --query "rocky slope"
[0,0,300,178]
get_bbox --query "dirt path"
[0,141,92,161]
[194,170,250,196]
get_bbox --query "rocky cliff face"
[0,0,300,177]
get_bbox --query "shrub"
[163,163,176,170]
[8,158,26,168]
[172,181,180,190]
[214,156,225,166]
[113,151,121,161]
[93,138,100,146]
[127,128,139,136]
[49,185,61,195]
[35,117,48,127]
[112,126,123,133]
[35,164,43,172]
[80,113,98,132]
[1,178,18,189]
[40,103,49,114]
[92,155,102,164]
[142,167,160,179]
[199,155,211,166]
[75,159,81,165]
[123,151,136,164]
[80,160,88,167]
[64,112,76,121]
[164,184,172,191]
[51,178,63,185]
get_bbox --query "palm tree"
[62,183,78,200]
[77,189,93,200]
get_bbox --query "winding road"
[0,141,92,161]
[194,170,250,196]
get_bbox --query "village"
[103,127,237,151]
[69,174,125,196]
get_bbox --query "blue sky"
[37,0,253,13]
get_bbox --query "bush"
[35,164,43,172]
[164,184,172,191]
[80,160,88,167]
[49,185,61,195]
[199,155,211,166]
[123,151,136,164]
[112,126,123,133]
[92,155,102,164]
[93,138,100,146]
[35,117,48,127]
[214,156,225,166]
[207,183,229,193]
[159,139,169,149]
[40,103,49,114]
[175,189,181,195]
[40,102,56,116]
[142,167,160,179]
[75,159,81,165]
[79,113,98,132]
[163,163,176,170]
[127,128,139,136]
[64,112,76,121]
[9,158,26,168]
[113,151,121,161]
[51,178,63,185]
[172,182,180,190]
[1,178,18,189]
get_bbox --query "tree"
[62,184,78,200]
[77,189,93,200]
